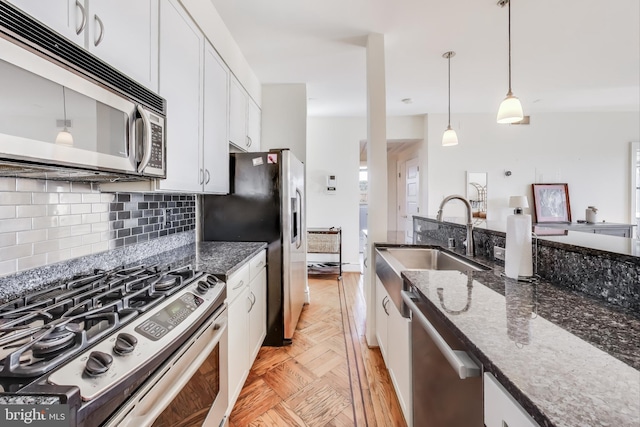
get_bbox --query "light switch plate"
[494,246,506,261]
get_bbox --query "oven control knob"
[114,333,138,355]
[84,351,113,377]
[196,280,210,295]
[206,275,219,286]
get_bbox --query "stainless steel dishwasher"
[401,289,483,426]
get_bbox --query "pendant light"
[442,51,458,146]
[55,87,74,146]
[496,0,524,124]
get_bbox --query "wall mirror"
[466,172,487,220]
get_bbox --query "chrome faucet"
[436,195,474,256]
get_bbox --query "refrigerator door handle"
[296,187,303,249]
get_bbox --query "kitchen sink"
[375,246,489,318]
[381,247,490,272]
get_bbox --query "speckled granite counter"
[383,243,640,427]
[0,233,266,303]
[133,241,267,280]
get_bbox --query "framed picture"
[531,183,572,223]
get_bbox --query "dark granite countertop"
[133,241,268,280]
[375,242,640,427]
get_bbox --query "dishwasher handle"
[401,290,481,379]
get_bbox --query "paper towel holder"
[509,195,529,214]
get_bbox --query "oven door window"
[151,343,220,427]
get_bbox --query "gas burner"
[154,275,179,291]
[0,263,198,379]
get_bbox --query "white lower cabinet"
[226,250,267,414]
[484,373,540,427]
[374,276,412,426]
[375,277,389,363]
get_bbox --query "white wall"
[426,112,640,223]
[307,115,426,271]
[307,118,363,271]
[261,84,307,162]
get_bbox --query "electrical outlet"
[494,246,506,261]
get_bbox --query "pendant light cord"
[507,0,512,94]
[447,53,451,127]
[62,87,67,125]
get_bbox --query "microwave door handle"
[136,105,152,174]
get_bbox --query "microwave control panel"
[148,122,164,170]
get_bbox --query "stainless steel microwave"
[0,2,166,181]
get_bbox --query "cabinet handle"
[204,169,211,184]
[75,0,86,35]
[401,290,481,379]
[94,14,105,46]
[248,291,256,313]
[199,168,204,185]
[246,136,252,148]
[382,296,389,316]
[232,280,245,290]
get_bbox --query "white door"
[404,157,420,243]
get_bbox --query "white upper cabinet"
[157,0,202,193]
[86,0,158,91]
[229,75,261,152]
[7,0,85,45]
[203,42,230,194]
[229,76,248,150]
[247,97,261,152]
[7,0,159,91]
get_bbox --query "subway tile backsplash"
[0,177,195,276]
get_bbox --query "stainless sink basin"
[375,246,489,318]
[382,247,489,272]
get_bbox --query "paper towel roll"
[505,213,533,279]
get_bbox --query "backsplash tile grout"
[0,177,195,277]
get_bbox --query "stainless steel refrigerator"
[202,149,307,346]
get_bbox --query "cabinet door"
[228,76,247,150]
[248,267,266,362]
[7,0,85,45]
[228,286,250,407]
[388,303,412,426]
[203,42,230,194]
[484,373,540,427]
[375,277,389,364]
[247,98,261,152]
[157,0,202,192]
[87,0,158,91]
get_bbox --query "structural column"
[364,33,387,345]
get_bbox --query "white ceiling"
[210,0,640,117]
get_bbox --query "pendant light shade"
[55,130,74,146]
[497,92,524,124]
[497,0,524,124]
[56,87,74,146]
[442,51,458,146]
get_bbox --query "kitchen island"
[379,241,640,427]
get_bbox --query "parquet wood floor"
[229,273,407,427]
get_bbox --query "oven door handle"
[109,308,227,427]
[401,291,480,379]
